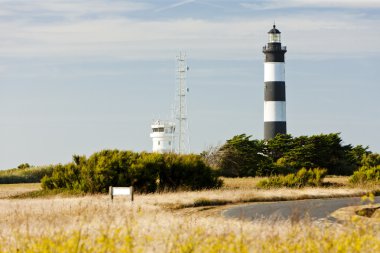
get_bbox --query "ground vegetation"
[41,150,222,193]
[204,133,372,177]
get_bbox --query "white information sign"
[109,186,134,202]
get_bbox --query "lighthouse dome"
[268,25,281,34]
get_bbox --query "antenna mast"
[176,52,189,154]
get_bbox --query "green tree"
[217,134,271,177]
[42,150,221,193]
[361,153,380,167]
[213,133,367,177]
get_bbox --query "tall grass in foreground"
[0,196,379,252]
[1,217,379,252]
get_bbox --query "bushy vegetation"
[0,164,53,184]
[256,168,328,189]
[361,153,380,167]
[41,150,222,193]
[203,133,371,177]
[349,153,380,185]
[350,165,380,185]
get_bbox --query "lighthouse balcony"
[263,45,287,53]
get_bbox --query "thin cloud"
[0,1,378,61]
[0,14,378,61]
[41,0,150,14]
[155,0,196,12]
[0,0,150,20]
[155,0,226,13]
[241,0,380,10]
[194,0,226,10]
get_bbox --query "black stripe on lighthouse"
[263,24,287,140]
[264,43,285,62]
[264,122,286,140]
[264,81,285,101]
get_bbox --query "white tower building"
[150,120,175,153]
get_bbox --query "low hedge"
[41,150,222,193]
[256,168,327,189]
[349,165,380,185]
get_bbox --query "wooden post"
[109,186,113,202]
[130,186,134,202]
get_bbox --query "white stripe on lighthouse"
[264,101,286,122]
[264,62,285,82]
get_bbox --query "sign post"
[109,186,134,202]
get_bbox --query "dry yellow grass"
[0,193,379,252]
[147,187,372,209]
[221,176,350,190]
[323,176,350,186]
[0,183,40,198]
[0,195,285,248]
[0,178,380,252]
[0,177,374,210]
[221,177,263,189]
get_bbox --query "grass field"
[0,183,40,198]
[221,176,349,189]
[0,178,379,252]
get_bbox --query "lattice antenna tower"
[175,52,190,154]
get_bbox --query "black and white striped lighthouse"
[263,24,287,140]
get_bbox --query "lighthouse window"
[158,141,160,146]
[269,33,281,43]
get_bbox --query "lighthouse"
[263,24,287,140]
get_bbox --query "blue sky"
[0,0,379,169]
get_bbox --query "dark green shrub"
[268,134,357,175]
[256,168,328,189]
[130,153,163,193]
[361,153,380,167]
[349,165,380,185]
[161,154,222,191]
[212,133,366,177]
[67,150,144,193]
[41,150,221,193]
[41,163,81,190]
[213,134,272,177]
[80,150,127,193]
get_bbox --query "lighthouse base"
[264,121,287,140]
